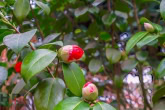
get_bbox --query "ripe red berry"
[58,45,84,63]
[14,62,22,73]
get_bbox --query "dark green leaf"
[35,78,65,110]
[21,49,57,82]
[13,0,30,21]
[11,79,26,94]
[0,31,13,44]
[62,62,86,96]
[39,41,63,49]
[106,48,121,64]
[92,0,105,6]
[125,32,148,54]
[54,97,90,110]
[3,29,37,54]
[99,32,111,41]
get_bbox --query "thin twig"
[132,0,141,31]
[29,0,44,40]
[107,0,111,12]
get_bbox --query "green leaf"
[136,51,148,62]
[35,78,65,110]
[137,34,159,48]
[54,97,90,110]
[88,59,102,74]
[75,7,88,17]
[92,0,105,6]
[93,102,116,110]
[39,41,63,49]
[43,33,61,44]
[62,62,86,96]
[35,1,50,15]
[102,13,116,26]
[125,32,148,54]
[3,29,37,54]
[140,17,150,24]
[156,58,165,78]
[21,49,57,82]
[106,48,121,64]
[121,58,138,72]
[11,79,26,94]
[152,85,165,104]
[0,66,8,85]
[160,0,165,20]
[13,0,30,22]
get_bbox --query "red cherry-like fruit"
[14,62,22,73]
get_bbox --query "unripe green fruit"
[144,23,154,32]
[82,82,98,101]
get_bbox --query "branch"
[132,0,141,31]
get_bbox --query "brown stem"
[138,64,152,110]
[29,0,44,40]
[132,0,141,31]
[116,89,121,110]
[107,0,111,12]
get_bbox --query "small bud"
[14,62,22,73]
[144,23,154,32]
[82,82,98,101]
[58,45,84,63]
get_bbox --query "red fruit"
[58,45,84,63]
[14,62,22,73]
[82,82,98,101]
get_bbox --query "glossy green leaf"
[152,85,165,104]
[121,58,138,72]
[54,97,90,110]
[106,48,121,64]
[62,62,86,96]
[35,78,65,110]
[35,1,50,15]
[125,32,148,54]
[21,49,57,82]
[13,0,30,21]
[88,59,102,73]
[75,7,88,17]
[136,51,148,62]
[39,41,63,49]
[93,102,116,110]
[160,0,165,20]
[11,79,26,94]
[102,13,116,26]
[3,29,37,54]
[156,58,165,78]
[153,99,165,110]
[0,66,8,85]
[137,34,159,48]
